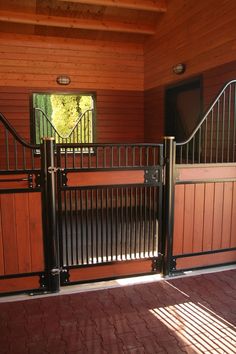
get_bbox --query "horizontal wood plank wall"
[173,181,236,270]
[144,0,236,90]
[203,60,236,108]
[0,33,144,91]
[0,192,44,276]
[0,87,144,143]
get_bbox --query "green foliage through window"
[32,93,95,144]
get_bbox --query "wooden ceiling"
[0,0,167,43]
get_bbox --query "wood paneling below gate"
[173,171,236,270]
[0,192,44,293]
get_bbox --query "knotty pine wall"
[0,33,144,143]
[144,0,236,142]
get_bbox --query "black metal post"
[41,138,60,292]
[163,136,175,276]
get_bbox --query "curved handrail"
[0,111,37,149]
[34,108,93,139]
[176,79,236,146]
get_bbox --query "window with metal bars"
[30,92,96,146]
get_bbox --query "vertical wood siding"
[0,192,44,276]
[173,181,236,269]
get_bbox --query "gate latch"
[48,167,64,174]
[144,167,160,185]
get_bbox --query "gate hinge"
[144,167,161,185]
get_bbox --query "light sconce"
[172,63,186,75]
[56,75,71,85]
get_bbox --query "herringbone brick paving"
[0,269,236,353]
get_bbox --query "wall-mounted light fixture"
[56,75,71,85]
[172,63,186,75]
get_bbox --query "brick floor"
[0,269,236,353]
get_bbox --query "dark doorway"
[165,78,202,142]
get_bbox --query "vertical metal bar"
[139,187,143,257]
[222,91,226,162]
[198,127,202,163]
[192,136,195,163]
[204,119,208,163]
[143,186,147,256]
[125,187,128,260]
[69,189,73,265]
[111,146,114,168]
[64,190,69,266]
[210,109,214,163]
[40,138,60,292]
[162,137,175,276]
[233,84,236,162]
[85,190,89,264]
[96,188,99,262]
[100,189,104,262]
[105,188,109,261]
[116,188,119,260]
[134,187,138,259]
[129,187,133,259]
[120,187,124,259]
[216,100,220,163]
[14,139,18,170]
[75,189,79,264]
[227,85,231,162]
[22,146,26,170]
[111,188,114,261]
[80,189,84,264]
[90,189,94,264]
[5,129,9,170]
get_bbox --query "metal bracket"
[144,167,160,185]
[60,268,70,285]
[61,171,68,187]
[39,273,47,289]
[28,174,33,189]
[171,257,177,271]
[152,254,163,272]
[35,173,41,188]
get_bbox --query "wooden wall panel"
[0,87,144,143]
[0,192,44,276]
[144,60,236,145]
[144,0,236,90]
[173,181,236,265]
[144,87,164,143]
[0,33,143,91]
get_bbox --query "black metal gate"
[56,143,164,284]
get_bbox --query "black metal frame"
[167,80,236,274]
[56,142,165,285]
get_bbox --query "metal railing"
[176,80,236,164]
[0,112,38,171]
[34,108,94,144]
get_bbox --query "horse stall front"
[171,80,236,274]
[0,114,165,294]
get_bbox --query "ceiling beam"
[0,10,156,34]
[58,0,167,12]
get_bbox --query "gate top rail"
[176,79,236,164]
[56,142,164,170]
